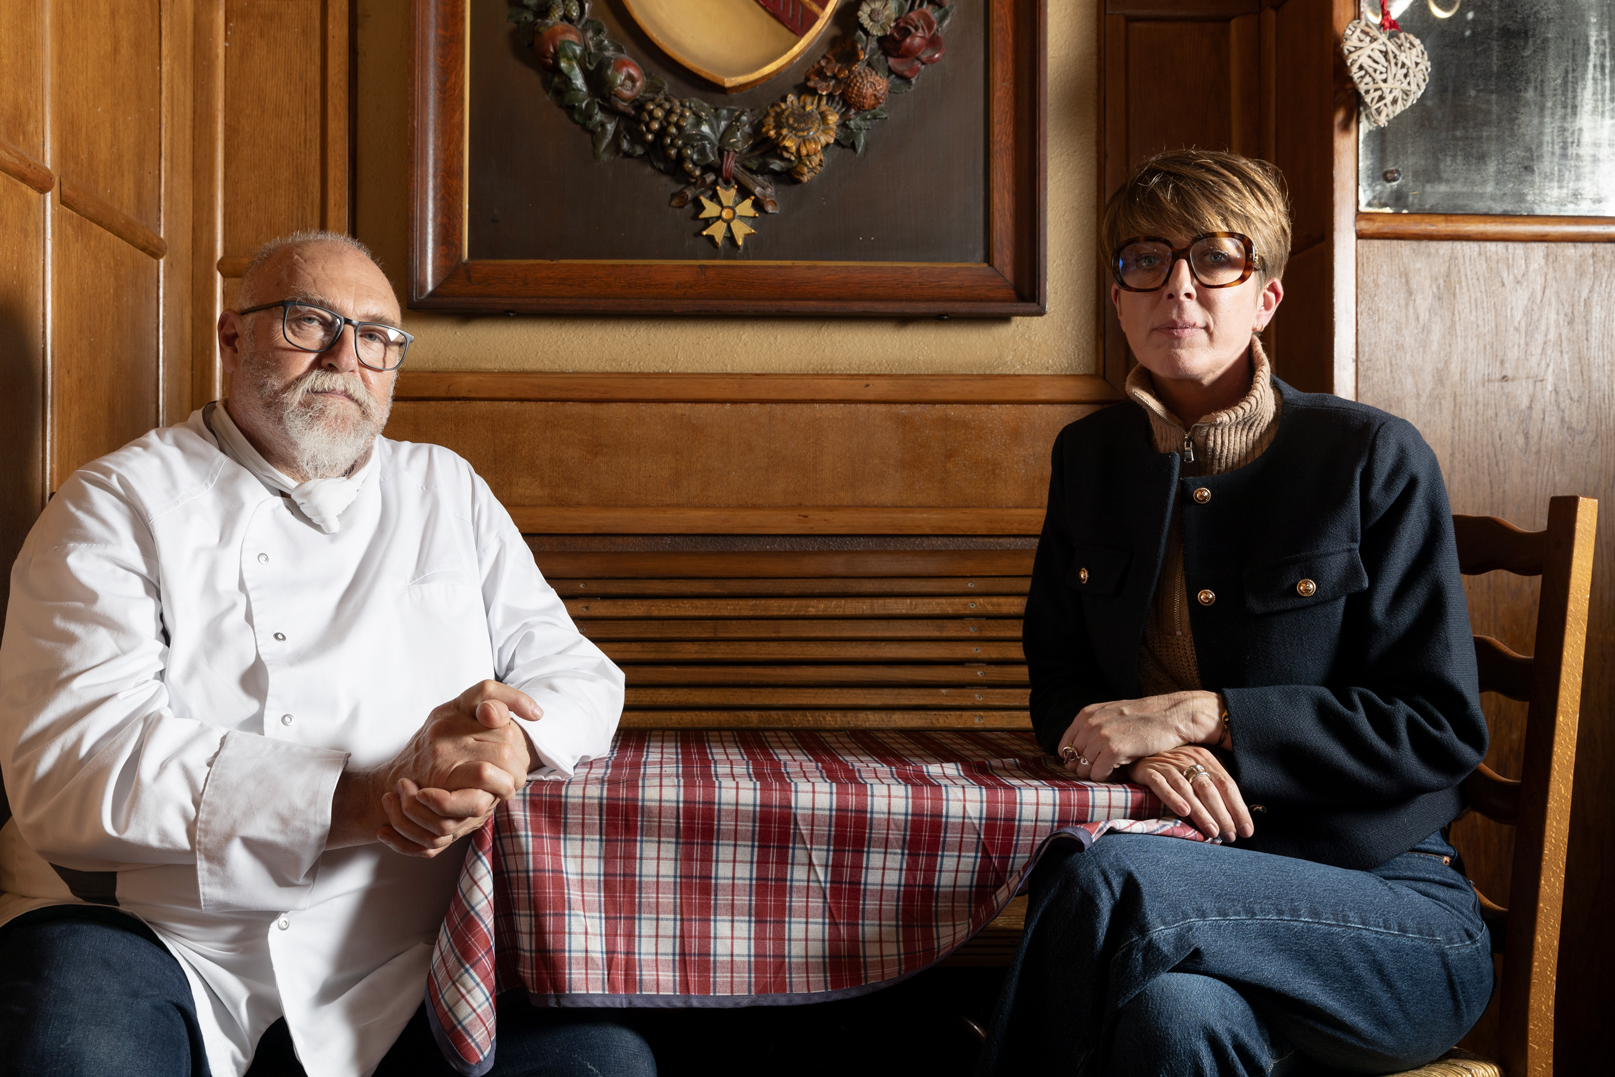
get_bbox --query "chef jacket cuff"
[194,729,347,912]
[511,697,614,782]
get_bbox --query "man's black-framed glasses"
[239,299,413,371]
[1111,232,1259,292]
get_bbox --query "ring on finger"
[1061,745,1091,766]
[1182,763,1211,782]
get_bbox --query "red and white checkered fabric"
[426,729,1205,1075]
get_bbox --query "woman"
[978,151,1492,1076]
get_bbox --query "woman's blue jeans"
[0,905,656,1077]
[976,830,1494,1076]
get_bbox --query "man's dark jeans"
[0,905,655,1077]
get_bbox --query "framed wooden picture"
[410,0,1046,316]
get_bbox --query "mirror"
[1359,0,1615,217]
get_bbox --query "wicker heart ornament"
[1342,3,1431,128]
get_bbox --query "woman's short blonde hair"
[1101,150,1292,282]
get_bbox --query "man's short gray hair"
[238,231,379,307]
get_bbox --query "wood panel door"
[0,0,195,621]
[1098,0,1353,396]
[196,0,351,404]
[0,0,350,628]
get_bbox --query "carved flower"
[857,0,902,36]
[806,38,864,96]
[762,94,840,159]
[881,8,945,80]
[791,150,825,184]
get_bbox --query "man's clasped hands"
[328,681,539,857]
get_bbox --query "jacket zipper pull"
[1180,433,1195,463]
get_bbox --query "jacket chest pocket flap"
[1067,543,1131,596]
[1243,545,1368,614]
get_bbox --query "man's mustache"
[283,369,378,421]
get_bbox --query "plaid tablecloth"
[425,729,1205,1075]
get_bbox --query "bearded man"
[0,234,656,1077]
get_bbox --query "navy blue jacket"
[1023,381,1488,869]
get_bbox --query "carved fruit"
[610,57,645,101]
[533,23,584,71]
[842,66,888,112]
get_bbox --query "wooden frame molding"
[393,372,1123,404]
[58,178,168,260]
[1356,213,1615,243]
[408,0,1047,315]
[507,506,1047,535]
[0,135,53,194]
[387,371,1097,537]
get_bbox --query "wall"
[354,0,1098,375]
[1357,239,1615,1067]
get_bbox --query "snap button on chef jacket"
[0,409,626,1077]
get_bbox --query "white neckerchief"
[205,401,374,535]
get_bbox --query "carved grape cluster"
[636,96,702,179]
[538,0,580,21]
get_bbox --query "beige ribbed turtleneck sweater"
[1127,339,1281,695]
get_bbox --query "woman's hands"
[1056,690,1225,780]
[1125,745,1254,843]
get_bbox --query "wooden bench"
[383,371,1113,982]
[530,536,1040,964]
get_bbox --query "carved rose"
[881,9,945,80]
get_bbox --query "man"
[0,234,656,1077]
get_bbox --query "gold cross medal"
[698,185,760,248]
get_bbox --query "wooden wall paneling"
[528,550,1039,580]
[387,374,1116,535]
[0,0,49,626]
[51,207,160,485]
[1098,2,1266,392]
[207,0,349,412]
[1258,6,1276,163]
[52,0,163,238]
[1098,0,1351,396]
[1100,13,1128,390]
[1123,20,1237,166]
[1228,13,1258,158]
[323,0,349,230]
[221,0,327,256]
[1264,0,1336,393]
[48,0,172,486]
[1356,239,1615,1067]
[191,0,224,409]
[0,0,46,162]
[160,0,195,427]
[393,372,1124,405]
[0,176,47,627]
[383,399,1102,533]
[1328,0,1356,398]
[1357,214,1615,243]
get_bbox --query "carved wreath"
[508,0,957,248]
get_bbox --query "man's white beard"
[239,357,391,480]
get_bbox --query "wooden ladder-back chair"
[1389,495,1598,1077]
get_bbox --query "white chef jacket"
[0,408,624,1077]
